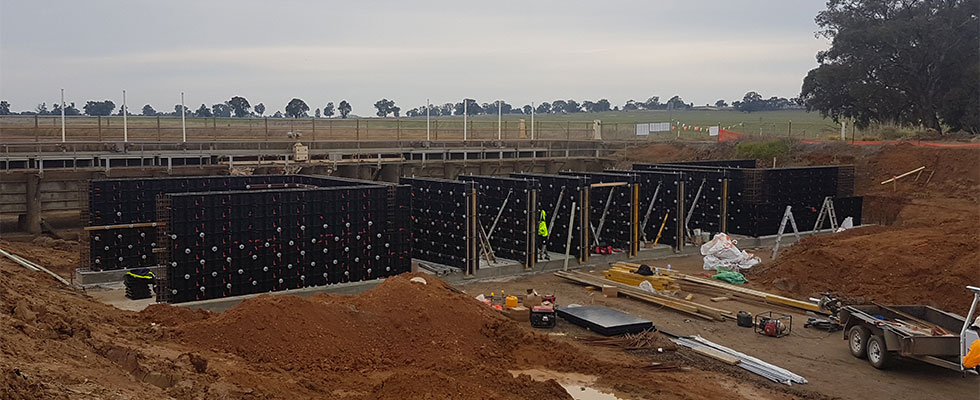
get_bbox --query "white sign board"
[709,126,719,136]
[650,122,671,132]
[635,123,650,136]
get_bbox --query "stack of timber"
[603,267,681,293]
[554,270,734,321]
[612,262,824,315]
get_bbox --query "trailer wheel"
[847,326,870,359]
[867,335,890,369]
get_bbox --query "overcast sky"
[0,1,828,115]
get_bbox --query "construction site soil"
[2,258,808,399]
[2,140,977,399]
[624,141,980,314]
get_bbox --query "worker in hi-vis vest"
[537,210,550,260]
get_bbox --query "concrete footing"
[74,265,166,288]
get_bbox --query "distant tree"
[454,99,482,116]
[733,92,796,112]
[115,104,131,116]
[715,99,728,108]
[665,96,690,110]
[535,102,551,114]
[174,104,189,116]
[141,104,158,116]
[35,102,48,115]
[50,103,62,115]
[338,100,352,118]
[227,96,251,117]
[284,98,310,118]
[272,111,283,118]
[613,106,620,111]
[315,108,321,118]
[84,100,115,116]
[482,102,496,115]
[801,0,978,133]
[195,104,212,117]
[565,99,581,113]
[374,98,398,117]
[440,103,453,116]
[212,103,232,118]
[254,103,266,116]
[593,99,612,112]
[0,100,10,115]
[623,100,639,112]
[643,96,661,110]
[323,102,335,117]
[581,101,595,112]
[551,100,567,113]
[62,102,81,116]
[522,104,533,114]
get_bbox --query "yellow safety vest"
[538,211,548,237]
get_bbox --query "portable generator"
[754,311,792,338]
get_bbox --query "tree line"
[0,92,803,119]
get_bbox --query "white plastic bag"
[700,233,760,271]
[835,217,854,233]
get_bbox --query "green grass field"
[0,109,906,142]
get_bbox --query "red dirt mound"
[620,142,736,166]
[173,274,578,399]
[751,218,978,313]
[859,144,980,201]
[139,303,211,327]
[1,239,80,278]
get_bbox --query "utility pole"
[122,90,128,142]
[497,100,502,140]
[426,98,430,141]
[60,88,66,142]
[530,102,535,140]
[181,92,187,142]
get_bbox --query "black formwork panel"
[401,177,478,274]
[460,175,538,268]
[659,159,757,169]
[511,173,590,263]
[633,164,732,236]
[740,196,863,237]
[605,169,684,248]
[743,166,846,205]
[159,185,402,303]
[86,174,387,271]
[635,163,861,238]
[560,172,638,256]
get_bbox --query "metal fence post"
[264,117,269,140]
[34,115,38,142]
[157,115,161,141]
[312,117,316,141]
